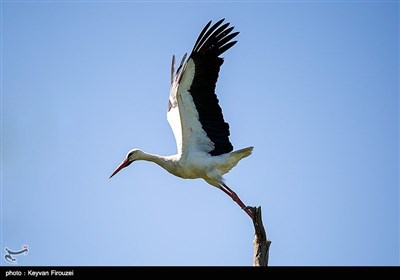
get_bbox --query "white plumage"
[110,19,254,219]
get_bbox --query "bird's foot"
[243,206,254,220]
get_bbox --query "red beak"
[109,159,132,179]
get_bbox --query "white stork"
[110,19,254,219]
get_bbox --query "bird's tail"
[232,146,254,160]
[220,146,254,175]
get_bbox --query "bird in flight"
[110,19,254,219]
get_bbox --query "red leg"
[219,183,254,220]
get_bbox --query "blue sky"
[1,1,399,266]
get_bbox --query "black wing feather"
[188,19,238,156]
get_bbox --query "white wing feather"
[167,58,214,157]
[167,82,183,155]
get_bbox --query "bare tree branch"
[252,206,271,266]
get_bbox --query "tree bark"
[252,206,271,266]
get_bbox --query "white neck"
[138,151,178,175]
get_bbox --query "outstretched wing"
[167,19,239,157]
